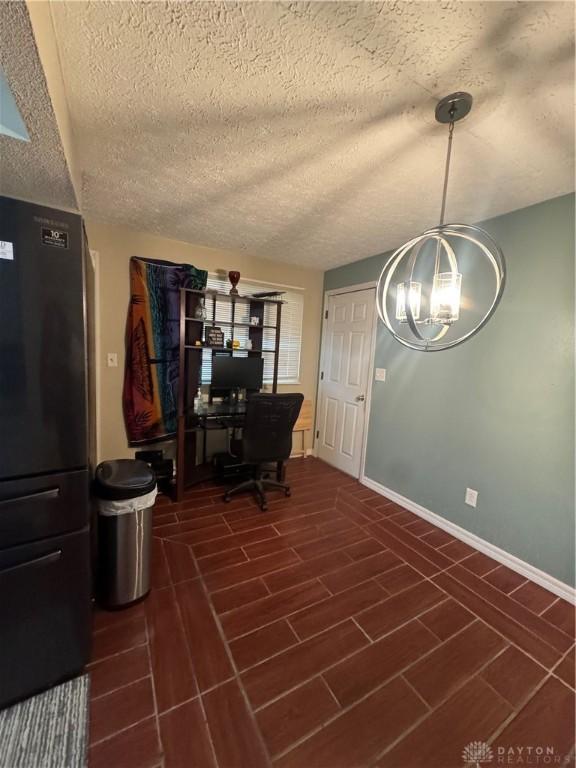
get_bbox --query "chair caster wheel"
[224,494,231,503]
[285,489,291,497]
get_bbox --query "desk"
[182,400,285,489]
[192,401,247,422]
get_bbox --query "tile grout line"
[89,638,148,666]
[196,557,275,767]
[346,496,570,666]
[365,644,513,768]
[222,571,395,645]
[436,566,572,655]
[350,496,573,645]
[274,634,512,764]
[484,669,561,749]
[142,607,164,767]
[321,673,345,711]
[89,713,159,749]
[548,641,576,691]
[169,566,222,768]
[363,540,565,676]
[344,488,572,623]
[90,672,152,703]
[400,673,432,711]
[203,539,363,596]
[439,581,565,676]
[224,575,331,644]
[252,603,482,715]
[202,549,306,592]
[351,615,376,645]
[537,596,560,616]
[235,565,547,685]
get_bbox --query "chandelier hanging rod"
[435,91,473,226]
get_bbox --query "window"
[200,274,304,385]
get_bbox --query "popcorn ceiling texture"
[0,2,77,211]
[47,2,576,265]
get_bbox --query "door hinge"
[316,430,319,439]
[320,371,324,380]
[324,310,328,319]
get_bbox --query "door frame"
[316,281,378,479]
[89,249,101,464]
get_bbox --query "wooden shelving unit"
[175,287,283,500]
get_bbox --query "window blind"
[200,274,303,385]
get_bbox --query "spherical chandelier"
[376,93,506,352]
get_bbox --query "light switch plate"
[107,352,118,368]
[375,368,386,382]
[465,488,478,508]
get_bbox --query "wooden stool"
[292,399,312,457]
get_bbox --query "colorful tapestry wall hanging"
[123,256,207,444]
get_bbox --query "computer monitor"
[211,356,264,392]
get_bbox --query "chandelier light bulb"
[430,272,462,325]
[396,281,422,322]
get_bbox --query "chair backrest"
[242,393,304,464]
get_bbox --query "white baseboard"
[361,476,576,605]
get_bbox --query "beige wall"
[85,219,323,462]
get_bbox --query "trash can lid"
[94,459,156,500]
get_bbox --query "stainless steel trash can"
[95,460,157,608]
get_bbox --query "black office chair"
[223,393,304,511]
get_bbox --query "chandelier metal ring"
[376,92,507,352]
[377,223,506,351]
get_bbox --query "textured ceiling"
[0,2,77,211]
[50,0,574,268]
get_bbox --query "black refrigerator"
[0,196,91,709]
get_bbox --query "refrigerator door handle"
[0,487,60,507]
[0,549,62,576]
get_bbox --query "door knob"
[355,394,365,402]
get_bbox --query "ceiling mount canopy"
[377,92,506,352]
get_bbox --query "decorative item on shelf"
[194,298,206,320]
[245,339,252,350]
[233,339,240,349]
[376,92,505,352]
[250,316,260,326]
[205,326,224,347]
[246,291,285,299]
[228,270,240,295]
[194,340,202,347]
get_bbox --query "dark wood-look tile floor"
[88,459,576,768]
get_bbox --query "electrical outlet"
[375,368,386,382]
[465,488,478,508]
[107,352,118,368]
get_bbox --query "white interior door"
[317,288,375,477]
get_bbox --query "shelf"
[176,281,282,502]
[182,288,284,305]
[185,318,275,330]
[184,345,276,354]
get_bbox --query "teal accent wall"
[324,194,575,586]
[0,67,29,141]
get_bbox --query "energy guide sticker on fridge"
[0,241,14,260]
[41,228,69,248]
